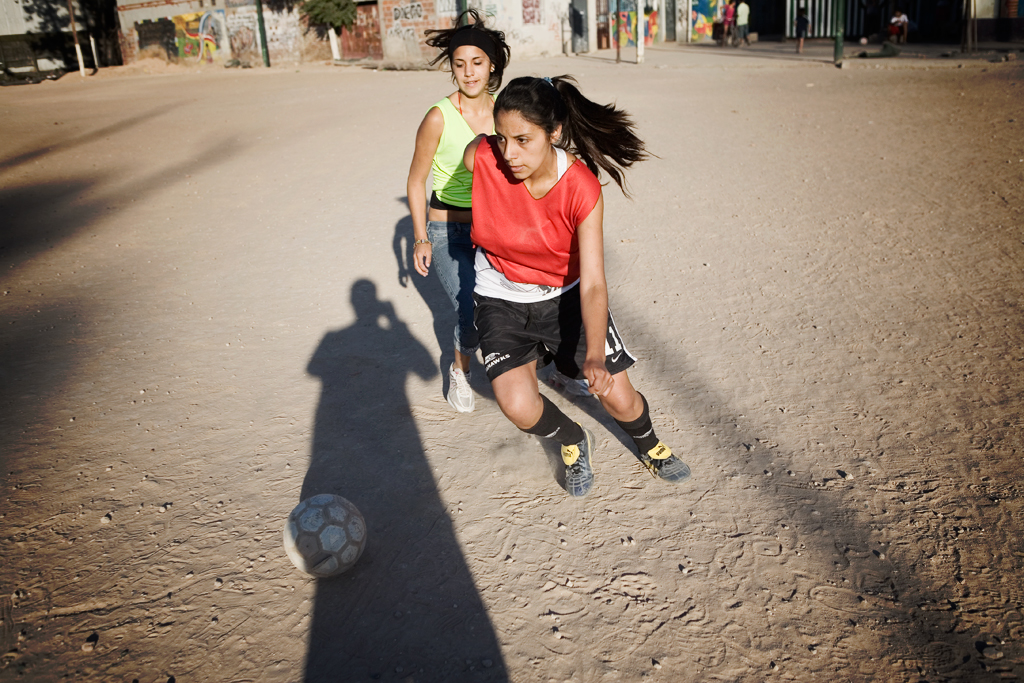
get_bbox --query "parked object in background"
[858,41,901,57]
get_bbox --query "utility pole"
[637,4,644,63]
[962,0,977,52]
[616,7,621,62]
[65,0,85,76]
[328,27,341,61]
[685,0,691,43]
[254,0,270,66]
[89,34,100,68]
[833,0,846,65]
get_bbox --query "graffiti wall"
[378,0,433,61]
[522,0,542,24]
[118,0,320,64]
[120,0,568,65]
[262,9,301,62]
[610,10,658,47]
[172,11,228,63]
[488,0,565,58]
[225,6,261,62]
[691,0,718,40]
[374,0,565,62]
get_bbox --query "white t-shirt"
[736,2,750,26]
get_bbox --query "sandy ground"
[1,44,1023,683]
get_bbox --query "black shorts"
[474,285,636,381]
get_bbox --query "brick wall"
[379,0,454,62]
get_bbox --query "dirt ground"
[1,44,1022,683]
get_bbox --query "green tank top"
[430,96,485,209]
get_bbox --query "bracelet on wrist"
[414,239,431,246]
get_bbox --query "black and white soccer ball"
[283,494,367,577]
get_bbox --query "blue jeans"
[427,220,479,355]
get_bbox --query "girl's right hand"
[582,358,614,397]
[414,242,432,277]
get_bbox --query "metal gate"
[664,0,677,40]
[571,0,589,52]
[785,0,923,38]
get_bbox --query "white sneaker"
[446,364,475,413]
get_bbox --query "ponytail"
[494,75,648,196]
[424,9,512,93]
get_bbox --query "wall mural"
[226,7,261,61]
[611,10,658,47]
[691,0,718,40]
[172,11,227,62]
[522,0,542,24]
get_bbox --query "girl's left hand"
[583,358,614,397]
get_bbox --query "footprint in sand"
[752,539,783,556]
[81,632,98,652]
[809,586,878,614]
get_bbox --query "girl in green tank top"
[405,10,510,413]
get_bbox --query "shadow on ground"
[392,198,495,403]
[0,137,237,475]
[301,279,507,682]
[0,105,178,174]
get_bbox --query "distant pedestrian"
[794,7,809,53]
[721,0,736,47]
[735,0,751,47]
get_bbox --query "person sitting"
[888,10,908,44]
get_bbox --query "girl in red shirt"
[464,76,691,497]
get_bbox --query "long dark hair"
[494,75,648,196]
[424,10,511,93]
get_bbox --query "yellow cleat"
[638,442,691,483]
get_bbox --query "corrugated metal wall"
[2,0,36,35]
[785,0,834,37]
[785,0,924,38]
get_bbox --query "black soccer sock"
[615,393,660,454]
[522,395,585,446]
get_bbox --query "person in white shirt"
[889,10,908,44]
[735,0,751,47]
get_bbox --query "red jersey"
[471,136,602,288]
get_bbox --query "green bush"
[301,0,356,31]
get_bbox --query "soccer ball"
[860,37,868,45]
[283,494,367,577]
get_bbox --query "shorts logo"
[485,352,510,369]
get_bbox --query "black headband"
[448,27,497,64]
